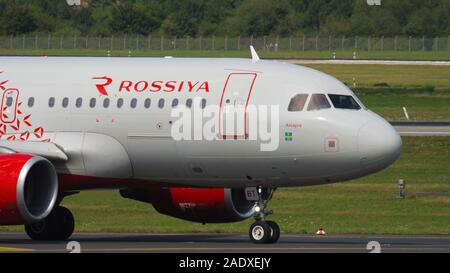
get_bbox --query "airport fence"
[0,35,450,52]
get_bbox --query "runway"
[0,232,449,253]
[391,122,450,136]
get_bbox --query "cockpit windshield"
[307,94,331,111]
[288,94,308,112]
[327,94,361,110]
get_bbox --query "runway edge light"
[316,228,326,236]
[396,179,406,199]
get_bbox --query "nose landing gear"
[247,187,280,244]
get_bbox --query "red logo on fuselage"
[0,71,47,142]
[92,76,210,96]
[92,76,113,96]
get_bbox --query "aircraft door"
[1,88,19,124]
[219,73,257,138]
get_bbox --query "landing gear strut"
[248,187,280,244]
[25,206,75,241]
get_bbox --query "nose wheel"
[247,187,280,244]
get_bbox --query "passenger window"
[201,98,207,109]
[186,99,192,108]
[28,97,35,107]
[158,99,165,109]
[307,94,331,111]
[117,98,124,108]
[288,94,308,112]
[6,97,13,107]
[76,97,82,108]
[144,98,151,109]
[328,94,361,110]
[103,98,110,108]
[89,98,96,108]
[62,97,69,108]
[49,97,55,108]
[172,99,179,108]
[130,98,137,108]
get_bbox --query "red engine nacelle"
[120,187,255,223]
[0,154,58,225]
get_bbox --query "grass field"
[305,64,450,89]
[2,49,450,60]
[356,88,450,121]
[0,137,449,235]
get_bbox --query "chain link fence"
[1,36,450,51]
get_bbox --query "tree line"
[1,0,449,37]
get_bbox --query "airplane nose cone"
[358,120,402,172]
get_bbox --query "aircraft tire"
[266,221,280,243]
[249,221,271,244]
[25,206,74,241]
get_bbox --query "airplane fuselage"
[0,57,402,189]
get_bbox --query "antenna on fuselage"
[250,46,260,63]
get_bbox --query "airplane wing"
[0,140,68,161]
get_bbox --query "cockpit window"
[307,94,331,111]
[328,94,361,110]
[288,94,308,112]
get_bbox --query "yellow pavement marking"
[0,246,34,252]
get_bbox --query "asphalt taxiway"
[392,122,450,136]
[0,232,449,253]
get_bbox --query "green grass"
[355,88,450,121]
[304,64,450,89]
[1,49,450,60]
[1,137,449,235]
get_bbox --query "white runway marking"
[392,123,450,136]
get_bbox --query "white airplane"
[0,48,401,243]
